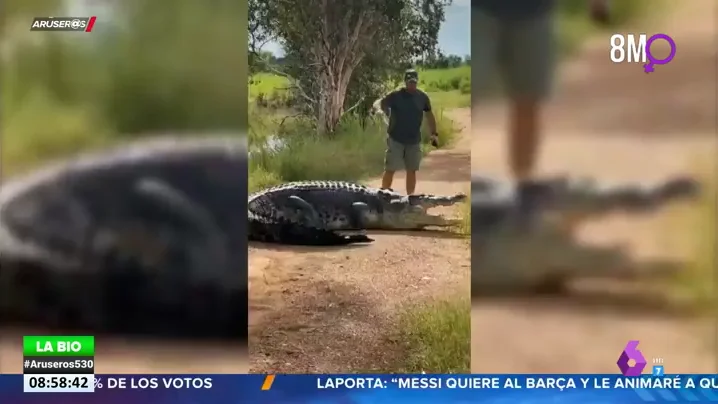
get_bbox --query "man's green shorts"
[384,137,422,172]
[471,9,555,100]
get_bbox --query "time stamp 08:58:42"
[23,336,97,393]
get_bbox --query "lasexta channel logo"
[617,340,647,376]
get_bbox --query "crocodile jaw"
[362,207,460,230]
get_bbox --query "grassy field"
[249,65,470,108]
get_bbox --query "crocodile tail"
[249,216,373,246]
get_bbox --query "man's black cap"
[404,69,418,83]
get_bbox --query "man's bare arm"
[425,110,437,135]
[374,94,393,125]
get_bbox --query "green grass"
[455,191,471,236]
[250,116,388,189]
[394,298,471,373]
[663,169,716,313]
[249,72,289,99]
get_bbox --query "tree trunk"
[315,56,357,136]
[316,71,340,136]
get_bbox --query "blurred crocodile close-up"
[0,137,468,335]
[0,137,249,338]
[470,175,702,295]
[248,180,467,245]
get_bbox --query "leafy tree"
[249,0,451,135]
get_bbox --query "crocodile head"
[471,174,701,229]
[364,191,468,230]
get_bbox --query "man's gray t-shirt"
[382,89,431,145]
[472,0,555,20]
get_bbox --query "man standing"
[379,69,438,195]
[472,0,610,207]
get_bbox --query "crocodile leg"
[134,178,230,285]
[286,195,322,228]
[350,202,370,229]
[251,216,374,245]
[332,202,371,237]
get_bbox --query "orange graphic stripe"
[261,374,276,391]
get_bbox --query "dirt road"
[471,1,716,372]
[249,110,472,373]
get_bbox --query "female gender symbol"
[643,33,676,73]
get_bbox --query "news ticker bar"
[23,374,95,393]
[23,356,94,374]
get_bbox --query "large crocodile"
[470,175,702,295]
[248,180,467,244]
[0,137,249,338]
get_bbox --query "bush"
[395,299,471,373]
[248,164,284,193]
[252,116,388,182]
[3,88,110,175]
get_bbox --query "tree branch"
[254,53,317,105]
[343,96,364,116]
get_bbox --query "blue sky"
[263,0,470,57]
